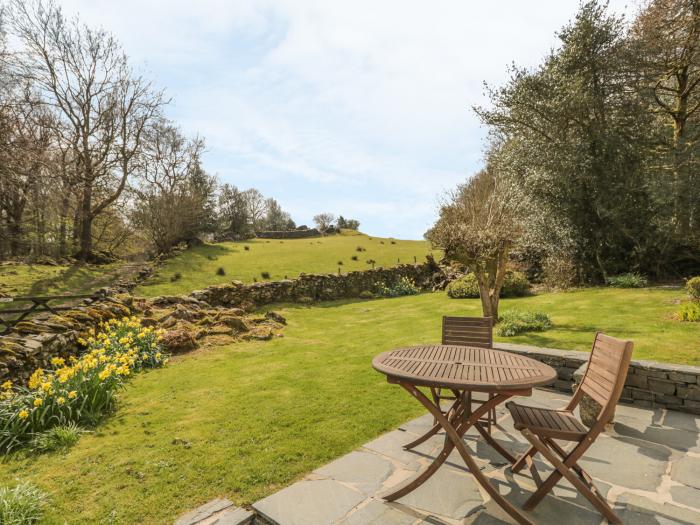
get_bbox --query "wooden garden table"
[372,345,557,525]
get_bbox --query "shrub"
[606,272,648,288]
[502,271,530,297]
[390,240,396,244]
[351,255,358,261]
[497,310,552,337]
[0,317,167,454]
[686,276,700,300]
[337,261,343,265]
[244,246,250,251]
[297,296,314,304]
[0,482,47,524]
[447,271,529,299]
[170,272,182,282]
[366,259,377,266]
[447,274,480,298]
[260,271,271,279]
[216,267,226,276]
[359,290,374,299]
[29,423,85,453]
[356,246,366,252]
[678,302,700,322]
[377,277,420,297]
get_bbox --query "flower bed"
[0,317,167,454]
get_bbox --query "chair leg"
[520,430,622,525]
[511,445,538,473]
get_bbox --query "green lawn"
[0,263,122,298]
[2,287,698,524]
[135,230,439,297]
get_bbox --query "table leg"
[383,383,533,525]
[403,395,462,450]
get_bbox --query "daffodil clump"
[0,317,167,453]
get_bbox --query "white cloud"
[57,0,637,238]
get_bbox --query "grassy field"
[2,287,698,524]
[0,263,123,298]
[135,230,439,297]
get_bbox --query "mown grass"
[1,287,697,524]
[135,231,439,297]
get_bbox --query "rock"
[160,329,197,354]
[265,311,286,325]
[243,326,274,341]
[218,315,250,332]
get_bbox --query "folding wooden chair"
[435,316,496,433]
[506,332,633,524]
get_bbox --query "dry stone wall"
[188,263,436,307]
[254,229,321,239]
[496,342,700,415]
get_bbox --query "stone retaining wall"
[254,229,321,239]
[188,263,437,308]
[0,297,133,385]
[495,342,700,415]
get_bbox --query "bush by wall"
[497,310,552,336]
[377,277,420,297]
[687,276,700,300]
[446,271,530,299]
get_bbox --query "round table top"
[372,345,557,392]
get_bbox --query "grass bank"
[135,231,439,297]
[1,287,697,523]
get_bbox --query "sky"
[60,0,638,239]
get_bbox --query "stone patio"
[249,388,700,525]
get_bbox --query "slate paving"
[176,388,700,525]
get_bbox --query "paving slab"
[174,499,235,525]
[336,501,420,525]
[578,434,670,491]
[615,493,700,524]
[253,479,365,525]
[314,450,395,495]
[669,483,700,508]
[391,464,484,520]
[362,429,438,470]
[670,455,700,489]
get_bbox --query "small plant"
[260,271,271,279]
[390,240,396,244]
[337,261,343,265]
[366,259,377,267]
[447,274,480,298]
[351,255,359,261]
[244,246,250,251]
[497,310,552,337]
[377,277,420,297]
[678,301,700,322]
[30,423,85,453]
[297,296,314,304]
[686,276,700,300]
[356,246,366,252]
[606,273,648,288]
[359,290,374,299]
[170,272,182,282]
[216,267,226,276]
[0,482,47,524]
[206,254,216,260]
[380,241,385,244]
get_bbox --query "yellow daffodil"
[57,397,66,406]
[68,390,77,399]
[18,409,29,419]
[1,380,11,390]
[28,369,44,390]
[51,357,66,367]
[33,398,43,407]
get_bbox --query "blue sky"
[63,0,636,239]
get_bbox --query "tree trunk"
[77,183,93,261]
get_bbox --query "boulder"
[265,311,286,325]
[160,329,197,354]
[218,315,249,332]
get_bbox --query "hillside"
[135,231,440,297]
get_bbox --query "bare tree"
[313,212,335,233]
[427,169,522,320]
[9,0,165,261]
[242,188,266,231]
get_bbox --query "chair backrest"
[442,316,493,348]
[578,332,634,422]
